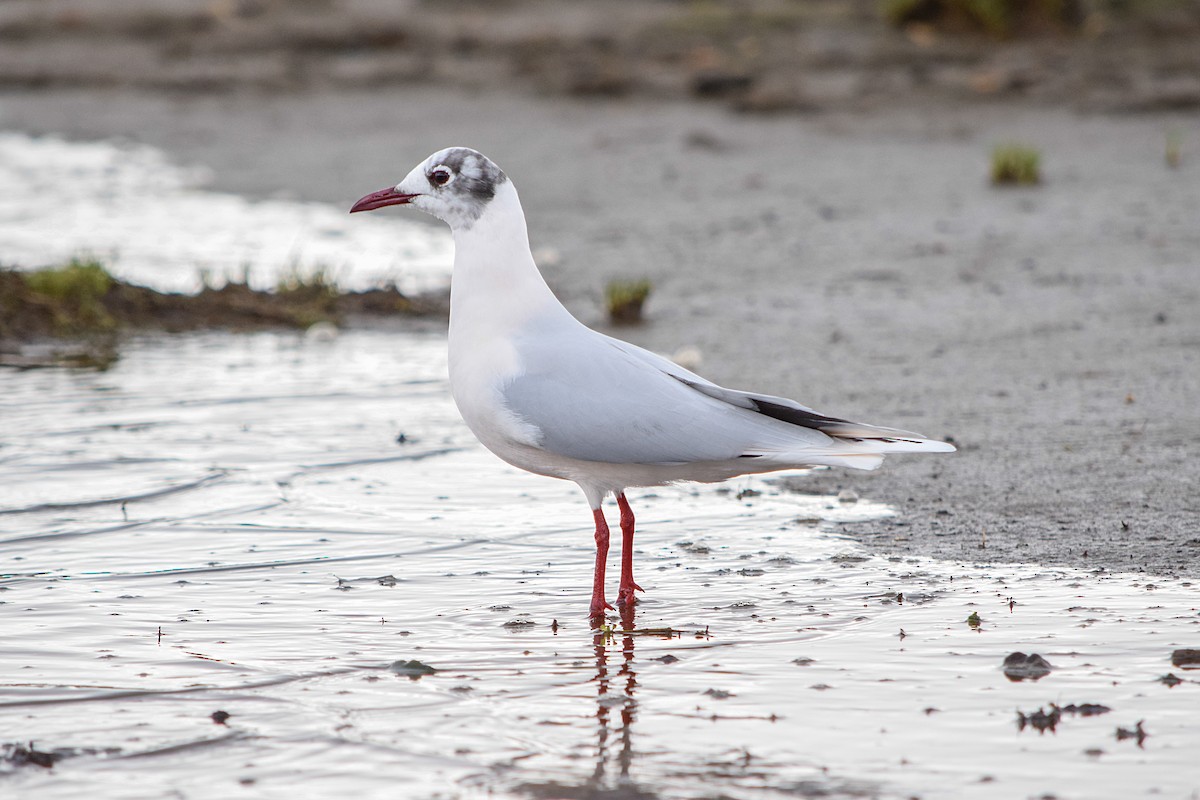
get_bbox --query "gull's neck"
[448,181,566,334]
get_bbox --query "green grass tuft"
[991,144,1041,185]
[604,278,653,324]
[274,264,341,326]
[1165,128,1182,169]
[22,257,117,333]
[275,263,338,296]
[24,256,113,299]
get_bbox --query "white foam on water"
[0,133,452,293]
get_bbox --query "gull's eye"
[429,168,451,187]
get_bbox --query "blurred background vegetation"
[0,0,1196,112]
[878,0,1185,35]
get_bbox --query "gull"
[351,147,955,618]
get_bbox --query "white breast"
[447,320,539,458]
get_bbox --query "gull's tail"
[743,410,956,472]
[806,429,955,471]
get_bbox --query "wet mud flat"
[2,331,1198,799]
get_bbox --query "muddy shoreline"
[0,262,448,367]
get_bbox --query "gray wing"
[601,336,937,443]
[500,324,834,465]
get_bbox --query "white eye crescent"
[429,167,453,187]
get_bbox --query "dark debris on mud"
[1017,706,1061,734]
[1170,648,1200,669]
[1017,703,1111,735]
[0,742,61,770]
[387,659,438,679]
[1,741,120,770]
[1003,652,1053,682]
[1115,720,1149,747]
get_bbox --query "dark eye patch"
[429,169,451,186]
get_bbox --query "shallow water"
[1,331,1197,799]
[0,133,451,293]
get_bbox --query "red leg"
[590,507,614,618]
[616,493,644,607]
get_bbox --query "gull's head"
[350,147,508,231]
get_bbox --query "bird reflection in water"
[584,604,667,799]
[517,609,712,798]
